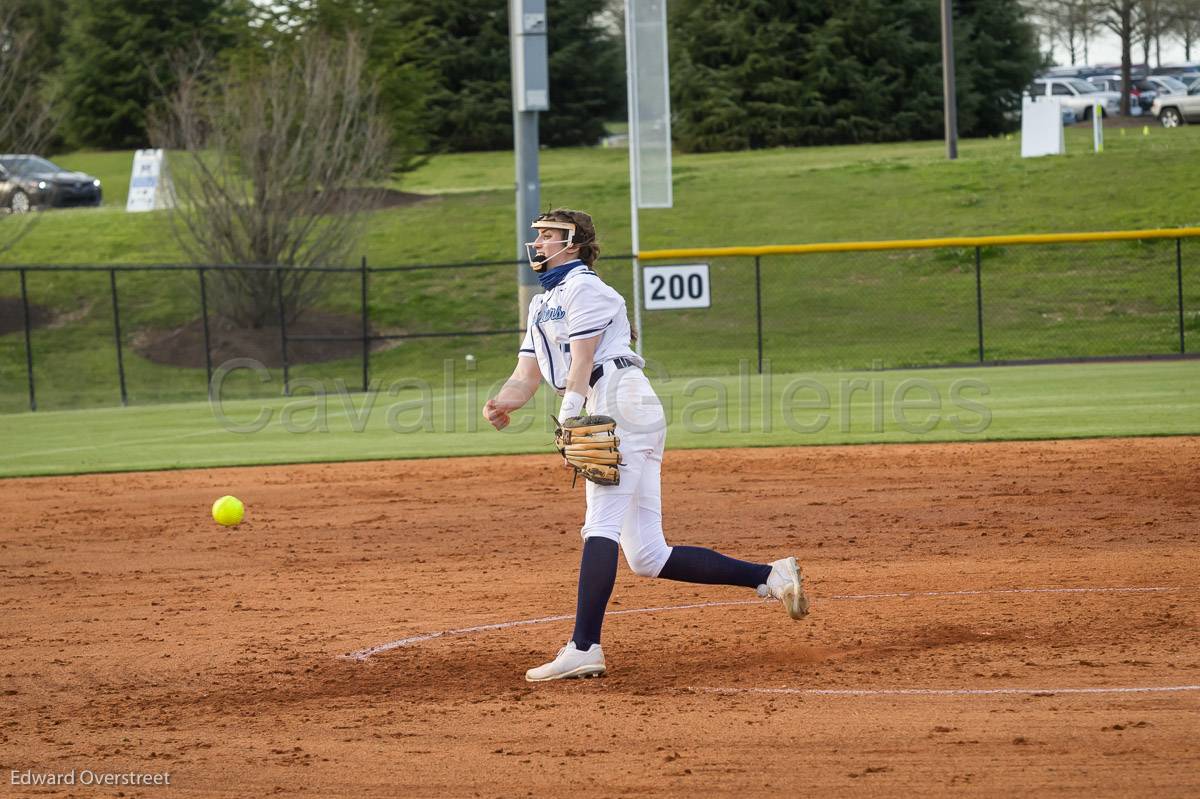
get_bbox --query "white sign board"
[626,0,672,208]
[126,149,173,212]
[1021,97,1065,158]
[642,263,710,310]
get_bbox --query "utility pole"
[510,0,549,327]
[940,0,959,160]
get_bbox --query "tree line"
[0,0,1051,159]
[1031,0,1200,66]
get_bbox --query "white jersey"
[518,261,643,392]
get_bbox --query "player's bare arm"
[483,357,540,430]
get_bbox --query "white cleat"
[525,642,607,682]
[759,556,809,620]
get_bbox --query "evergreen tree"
[542,0,624,148]
[793,0,943,145]
[670,0,1039,152]
[420,2,514,152]
[388,0,623,152]
[6,0,67,75]
[954,0,1042,137]
[274,0,621,153]
[2,0,68,151]
[670,0,818,151]
[56,0,243,149]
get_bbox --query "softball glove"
[554,415,622,486]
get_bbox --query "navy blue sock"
[570,536,619,651]
[657,546,772,589]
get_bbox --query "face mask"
[526,219,577,271]
[525,238,574,270]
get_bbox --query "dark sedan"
[0,155,102,212]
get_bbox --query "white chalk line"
[343,599,761,660]
[688,685,1200,698]
[831,586,1177,601]
[341,585,1183,661]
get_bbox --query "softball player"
[484,209,808,682]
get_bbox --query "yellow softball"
[212,495,245,526]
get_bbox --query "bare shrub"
[151,34,392,327]
[0,8,58,252]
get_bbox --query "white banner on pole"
[627,0,672,209]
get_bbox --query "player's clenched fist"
[483,398,513,430]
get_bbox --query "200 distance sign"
[641,263,711,310]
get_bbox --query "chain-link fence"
[639,231,1198,374]
[1,231,1196,413]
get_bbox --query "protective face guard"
[526,219,576,271]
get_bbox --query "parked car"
[0,155,102,212]
[1040,65,1111,81]
[1153,87,1200,126]
[1088,75,1154,113]
[1146,75,1190,95]
[1159,71,1200,91]
[1150,63,1200,78]
[1028,78,1121,120]
[1005,100,1077,126]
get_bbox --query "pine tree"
[5,0,67,75]
[954,0,1042,137]
[56,0,242,149]
[795,0,943,145]
[421,3,515,152]
[670,0,817,151]
[670,0,1040,151]
[384,0,623,152]
[542,0,624,147]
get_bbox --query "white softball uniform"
[519,262,673,577]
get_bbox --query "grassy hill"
[1,126,1198,413]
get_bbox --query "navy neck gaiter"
[537,260,583,291]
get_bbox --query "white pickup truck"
[1028,78,1122,120]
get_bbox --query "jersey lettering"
[535,306,566,324]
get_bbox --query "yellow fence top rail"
[637,227,1200,261]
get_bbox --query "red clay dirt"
[1,437,1197,797]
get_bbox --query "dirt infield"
[2,437,1198,797]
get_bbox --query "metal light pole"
[510,0,549,327]
[940,0,959,160]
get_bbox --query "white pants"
[580,365,672,578]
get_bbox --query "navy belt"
[589,357,637,387]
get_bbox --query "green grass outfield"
[1,360,1195,478]
[1,128,1198,414]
